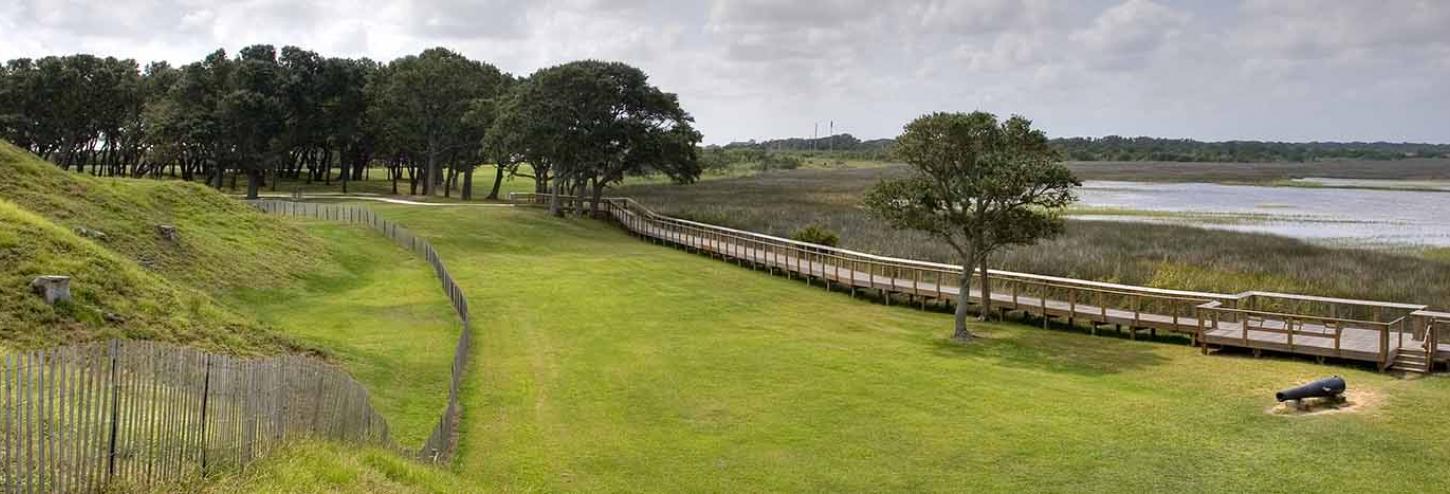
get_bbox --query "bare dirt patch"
[1266,388,1383,417]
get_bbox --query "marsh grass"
[619,166,1450,308]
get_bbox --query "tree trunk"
[487,165,506,200]
[953,251,976,341]
[424,143,438,196]
[978,256,994,320]
[549,178,563,217]
[245,169,262,199]
[461,168,474,200]
[589,178,604,218]
[391,161,399,195]
[444,165,457,198]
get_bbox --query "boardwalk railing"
[1,340,389,492]
[514,193,1444,372]
[248,200,472,462]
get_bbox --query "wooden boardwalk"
[516,194,1450,373]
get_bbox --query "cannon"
[1275,376,1346,402]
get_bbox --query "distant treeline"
[1052,136,1450,162]
[720,134,894,160]
[724,134,1450,162]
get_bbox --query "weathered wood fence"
[247,200,472,462]
[0,340,388,492]
[514,193,1447,373]
[0,200,475,492]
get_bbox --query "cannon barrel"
[1275,376,1346,402]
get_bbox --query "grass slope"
[368,204,1450,493]
[2,142,458,443]
[223,220,460,445]
[0,140,325,294]
[0,198,290,352]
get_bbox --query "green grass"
[355,204,1450,492]
[1425,248,1450,263]
[2,141,459,444]
[224,218,458,443]
[223,220,459,446]
[0,140,328,294]
[258,165,539,201]
[0,197,292,353]
[187,441,467,494]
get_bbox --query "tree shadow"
[927,323,1174,377]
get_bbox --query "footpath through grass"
[364,204,1450,493]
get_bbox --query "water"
[1075,181,1450,247]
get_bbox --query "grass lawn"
[262,165,539,201]
[224,219,460,446]
[360,204,1450,492]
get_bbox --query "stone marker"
[74,226,109,241]
[30,276,71,305]
[157,224,179,242]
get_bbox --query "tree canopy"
[0,46,533,200]
[865,111,1079,340]
[490,60,701,216]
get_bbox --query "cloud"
[403,0,533,39]
[0,0,1446,143]
[1070,0,1190,70]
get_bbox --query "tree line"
[724,133,1450,163]
[1052,136,1450,162]
[0,47,701,202]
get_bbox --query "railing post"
[1380,323,1390,368]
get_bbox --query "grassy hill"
[0,140,330,353]
[0,142,460,444]
[0,141,326,293]
[0,197,293,352]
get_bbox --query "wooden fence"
[514,193,1447,373]
[0,340,388,492]
[247,200,472,462]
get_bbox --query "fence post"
[106,340,121,481]
[198,355,212,475]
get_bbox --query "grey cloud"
[403,0,533,38]
[0,0,1446,144]
[1070,0,1190,70]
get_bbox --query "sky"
[2,0,1447,145]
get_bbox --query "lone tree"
[865,112,1078,341]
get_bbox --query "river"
[1074,181,1450,247]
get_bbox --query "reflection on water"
[1075,181,1450,246]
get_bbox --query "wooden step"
[1391,357,1432,373]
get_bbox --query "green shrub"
[790,224,839,247]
